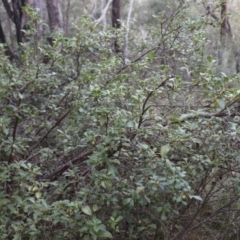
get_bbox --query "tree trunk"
[12,0,25,44]
[220,0,232,44]
[112,0,121,52]
[46,0,63,33]
[2,0,25,45]
[218,0,232,68]
[112,0,121,28]
[0,20,14,60]
[3,0,47,43]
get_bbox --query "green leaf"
[123,198,132,206]
[165,159,172,168]
[116,216,124,222]
[190,195,203,201]
[81,205,92,216]
[80,226,88,232]
[161,213,167,221]
[99,116,107,125]
[126,121,134,128]
[216,99,225,109]
[18,92,24,99]
[149,224,157,229]
[139,143,149,150]
[206,55,212,63]
[161,144,170,157]
[101,181,106,189]
[97,230,113,238]
[136,186,145,194]
[179,113,195,120]
[35,192,42,199]
[148,51,155,62]
[93,204,99,212]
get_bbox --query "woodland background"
[0,0,240,239]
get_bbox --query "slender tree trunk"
[1,0,23,56]
[12,0,25,44]
[46,0,63,33]
[125,0,134,60]
[220,0,232,45]
[64,0,71,36]
[218,0,232,68]
[206,1,239,73]
[0,20,14,60]
[219,0,239,73]
[100,0,107,31]
[112,0,120,28]
[2,0,14,22]
[112,0,121,52]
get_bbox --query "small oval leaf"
[136,186,145,194]
[35,192,42,199]
[98,230,113,238]
[161,144,170,158]
[93,204,99,212]
[216,99,225,109]
[190,195,203,201]
[81,205,92,216]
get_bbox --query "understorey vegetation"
[0,1,240,239]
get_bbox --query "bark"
[218,0,232,67]
[125,0,134,60]
[112,0,121,28]
[12,0,26,44]
[219,0,240,73]
[112,0,121,52]
[220,0,240,73]
[0,20,7,44]
[0,20,14,60]
[100,0,107,31]
[46,0,63,33]
[206,2,239,73]
[64,0,71,35]
[2,0,14,22]
[2,0,25,44]
[220,0,232,42]
[235,53,240,73]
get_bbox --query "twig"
[138,76,173,128]
[95,0,113,26]
[31,111,69,150]
[176,195,240,240]
[124,0,134,60]
[47,150,92,180]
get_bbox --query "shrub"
[0,6,240,240]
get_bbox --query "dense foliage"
[0,2,240,240]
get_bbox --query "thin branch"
[91,0,97,18]
[138,76,173,128]
[47,150,92,180]
[124,0,134,60]
[116,45,160,74]
[31,111,69,150]
[219,97,240,114]
[204,4,219,21]
[100,0,107,31]
[47,142,123,180]
[175,195,240,240]
[163,110,240,127]
[95,0,113,26]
